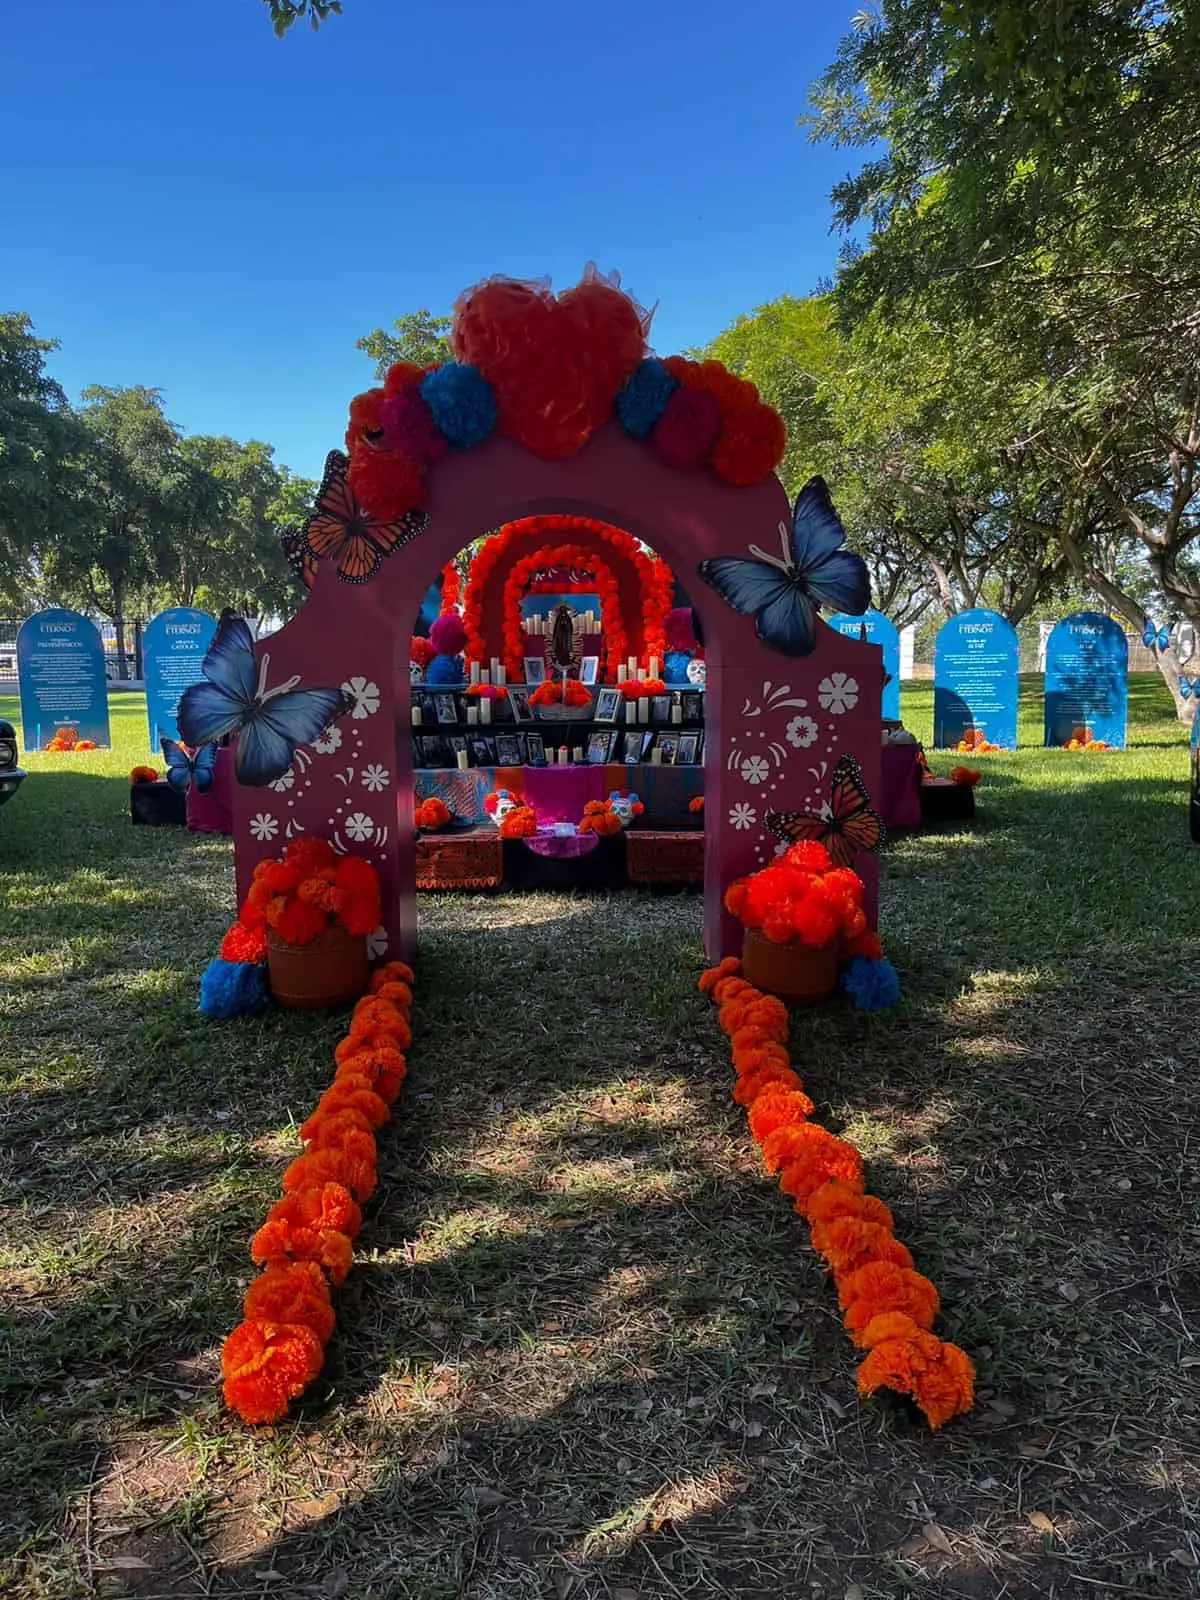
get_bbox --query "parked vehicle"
[0,719,25,809]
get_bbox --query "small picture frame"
[580,655,600,685]
[681,691,703,723]
[651,695,671,724]
[450,735,467,756]
[621,731,649,763]
[595,687,622,722]
[494,732,523,766]
[676,733,700,765]
[434,693,458,726]
[523,732,547,766]
[507,687,532,722]
[587,729,616,764]
[468,734,496,767]
[656,734,679,766]
[524,656,546,686]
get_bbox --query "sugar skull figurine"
[607,790,645,829]
[484,787,519,826]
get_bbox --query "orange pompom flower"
[243,1260,336,1344]
[221,1319,326,1425]
[810,1217,914,1279]
[838,1261,940,1334]
[371,959,415,988]
[220,921,269,964]
[747,1088,814,1145]
[282,1147,376,1206]
[856,1329,975,1430]
[312,1083,389,1130]
[697,957,740,995]
[805,1181,893,1235]
[731,1063,804,1107]
[778,1135,865,1210]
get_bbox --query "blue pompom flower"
[664,649,693,685]
[426,653,465,686]
[615,359,679,439]
[419,363,497,450]
[840,956,901,1012]
[200,958,270,1019]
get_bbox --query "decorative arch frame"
[232,423,881,963]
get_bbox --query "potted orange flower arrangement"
[530,678,592,717]
[240,837,381,1010]
[724,841,873,1003]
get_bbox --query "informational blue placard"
[933,609,1020,750]
[1043,610,1128,749]
[143,607,217,756]
[825,608,901,721]
[16,609,111,751]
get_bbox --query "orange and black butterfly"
[765,754,885,867]
[280,525,317,590]
[300,450,428,585]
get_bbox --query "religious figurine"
[549,603,576,673]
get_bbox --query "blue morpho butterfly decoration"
[162,737,217,795]
[1142,619,1172,651]
[1179,677,1200,700]
[696,477,869,655]
[177,616,350,787]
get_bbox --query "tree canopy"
[356,311,453,381]
[264,0,342,37]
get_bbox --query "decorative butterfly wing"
[280,526,317,590]
[765,755,885,868]
[696,558,816,655]
[787,478,870,615]
[236,688,350,787]
[1159,625,1172,651]
[1182,677,1193,701]
[1142,619,1157,649]
[162,738,195,795]
[192,742,218,794]
[177,618,258,749]
[301,449,426,584]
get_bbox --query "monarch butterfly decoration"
[296,449,429,586]
[765,754,886,868]
[280,525,317,590]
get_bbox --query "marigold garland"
[221,960,415,1425]
[697,959,974,1430]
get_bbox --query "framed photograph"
[587,729,617,764]
[434,693,458,726]
[523,732,547,767]
[580,656,600,685]
[468,735,496,767]
[494,732,523,766]
[595,687,622,722]
[420,736,450,767]
[507,687,532,722]
[656,734,679,766]
[524,656,546,686]
[450,735,467,756]
[676,733,700,765]
[651,695,670,724]
[621,731,649,763]
[681,691,703,723]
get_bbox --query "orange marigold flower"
[731,1063,803,1107]
[300,1107,378,1150]
[838,1261,940,1332]
[282,1147,376,1205]
[697,957,740,994]
[805,1181,893,1234]
[349,998,412,1048]
[842,927,884,962]
[220,920,269,964]
[712,975,753,1004]
[251,1216,354,1284]
[262,1181,361,1239]
[778,1137,865,1210]
[854,1310,924,1350]
[371,960,415,988]
[758,1112,827,1174]
[811,1217,914,1279]
[747,1088,815,1145]
[243,1260,336,1344]
[129,764,159,784]
[372,980,413,1008]
[741,996,789,1038]
[856,1329,975,1430]
[221,1318,326,1425]
[312,1083,389,1130]
[731,1040,792,1076]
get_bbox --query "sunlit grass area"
[2,680,1197,1598]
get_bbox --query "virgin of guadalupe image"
[548,603,580,677]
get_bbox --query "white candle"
[480,669,490,686]
[650,747,662,766]
[572,746,583,763]
[467,705,478,726]
[558,746,569,766]
[617,664,628,684]
[456,750,469,771]
[650,656,660,678]
[638,697,650,724]
[491,657,500,682]
[626,700,638,725]
[480,698,492,725]
[470,661,480,685]
[497,665,507,687]
[671,703,682,725]
[411,706,422,726]
[627,655,637,676]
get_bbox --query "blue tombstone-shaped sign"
[933,609,1020,750]
[825,608,901,721]
[143,607,218,756]
[1043,611,1128,749]
[16,608,111,751]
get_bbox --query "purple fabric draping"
[522,829,600,859]
[186,745,234,835]
[879,743,922,829]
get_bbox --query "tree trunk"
[113,588,128,680]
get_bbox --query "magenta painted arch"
[232,424,882,963]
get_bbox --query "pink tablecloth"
[186,745,235,835]
[880,744,922,830]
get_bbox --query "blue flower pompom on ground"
[200,959,271,1019]
[615,359,679,439]
[419,363,497,450]
[840,955,901,1012]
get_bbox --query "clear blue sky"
[2,0,859,484]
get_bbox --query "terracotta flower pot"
[741,927,839,1004]
[267,924,368,1011]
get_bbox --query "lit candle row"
[524,611,599,635]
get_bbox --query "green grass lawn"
[1,680,1198,1599]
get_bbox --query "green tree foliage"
[811,0,1200,714]
[0,315,80,609]
[265,0,342,37]
[356,310,453,380]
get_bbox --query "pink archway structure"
[232,423,881,963]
